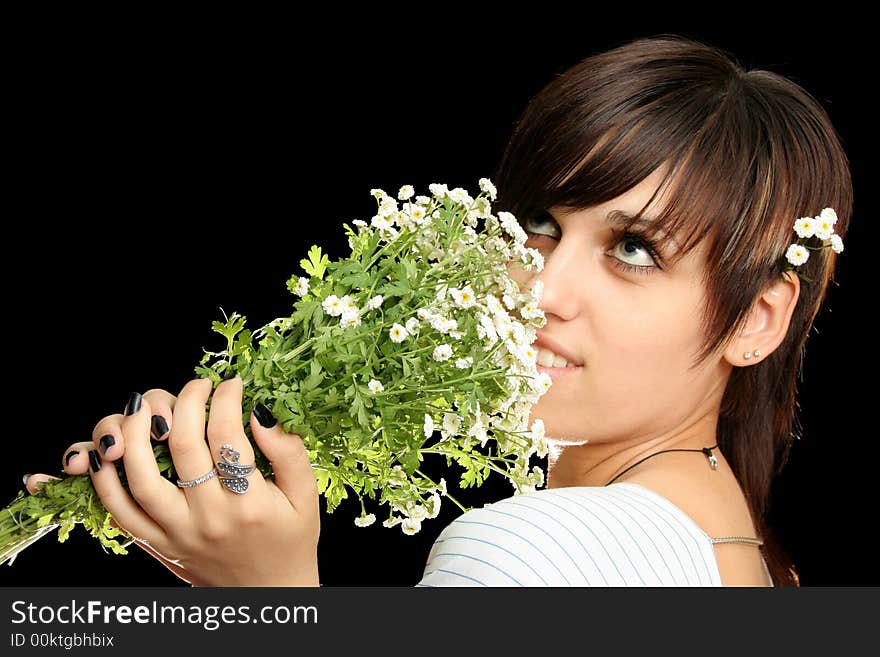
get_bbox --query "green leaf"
[300,245,329,280]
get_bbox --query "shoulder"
[415,484,721,587]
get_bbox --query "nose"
[531,238,585,321]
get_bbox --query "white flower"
[450,285,478,308]
[354,513,376,527]
[830,234,844,254]
[424,414,434,438]
[366,295,384,310]
[785,243,810,267]
[819,207,838,227]
[415,195,431,206]
[531,279,544,303]
[433,344,453,361]
[498,211,528,244]
[371,214,395,231]
[352,218,368,229]
[530,371,553,395]
[383,516,402,528]
[813,215,835,240]
[442,412,462,437]
[479,177,498,201]
[398,185,415,200]
[448,187,472,206]
[408,204,427,224]
[367,379,384,394]
[401,517,422,535]
[292,276,310,297]
[406,501,428,522]
[389,323,410,343]
[429,183,449,199]
[340,309,362,329]
[437,477,447,495]
[370,188,387,200]
[405,317,420,334]
[425,492,442,519]
[387,465,406,487]
[322,295,344,316]
[793,217,816,239]
[455,356,474,369]
[430,315,458,335]
[530,465,545,488]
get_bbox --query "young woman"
[23,34,852,587]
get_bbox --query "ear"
[723,272,800,367]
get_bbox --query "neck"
[546,412,720,489]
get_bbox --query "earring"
[743,349,762,361]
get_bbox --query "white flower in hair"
[813,214,836,240]
[793,217,816,239]
[819,207,838,227]
[830,234,844,254]
[785,243,810,267]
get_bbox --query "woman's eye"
[522,212,560,239]
[611,235,657,268]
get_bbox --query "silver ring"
[216,443,255,495]
[176,467,218,488]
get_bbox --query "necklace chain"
[604,444,719,487]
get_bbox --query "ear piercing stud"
[743,349,762,360]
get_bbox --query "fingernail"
[88,449,102,472]
[124,392,142,416]
[64,449,79,466]
[99,434,116,455]
[22,474,30,486]
[151,415,169,440]
[253,402,277,428]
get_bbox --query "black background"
[1,18,873,586]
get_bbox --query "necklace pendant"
[708,452,718,470]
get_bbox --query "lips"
[533,332,583,367]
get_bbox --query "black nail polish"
[88,449,102,472]
[253,403,277,428]
[99,434,116,455]
[65,450,79,466]
[124,392,142,416]
[151,415,169,439]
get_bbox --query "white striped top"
[416,482,772,587]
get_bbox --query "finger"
[167,377,218,497]
[250,403,318,517]
[62,441,97,475]
[206,375,263,497]
[142,388,177,442]
[116,392,186,524]
[24,473,61,495]
[91,414,126,462]
[86,440,169,549]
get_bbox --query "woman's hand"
[24,376,321,587]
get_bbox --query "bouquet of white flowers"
[1,178,551,564]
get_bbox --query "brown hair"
[492,34,853,586]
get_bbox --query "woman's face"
[508,167,729,449]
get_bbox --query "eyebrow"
[604,209,660,227]
[604,209,680,252]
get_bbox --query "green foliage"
[0,182,548,563]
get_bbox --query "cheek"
[588,292,705,395]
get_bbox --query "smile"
[535,347,580,369]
